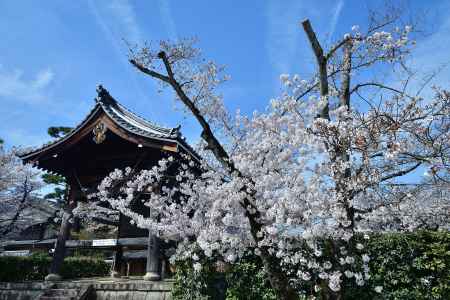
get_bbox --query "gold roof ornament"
[93,122,107,144]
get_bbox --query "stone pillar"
[143,231,160,281]
[111,246,123,278]
[45,185,78,281]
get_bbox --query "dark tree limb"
[327,36,353,60]
[350,82,413,98]
[340,39,352,108]
[380,162,422,182]
[302,19,329,120]
[162,51,234,171]
[129,59,171,83]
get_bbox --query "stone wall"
[0,280,173,300]
[0,282,50,300]
[93,281,172,300]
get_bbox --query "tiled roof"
[18,85,199,160]
[96,85,180,139]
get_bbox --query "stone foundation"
[0,282,52,300]
[0,278,172,300]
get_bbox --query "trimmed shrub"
[60,256,110,279]
[0,252,50,282]
[0,253,110,282]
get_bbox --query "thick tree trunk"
[260,252,298,300]
[72,216,81,232]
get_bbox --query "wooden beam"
[3,237,149,250]
[30,111,179,167]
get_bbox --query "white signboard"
[0,250,30,257]
[92,239,117,247]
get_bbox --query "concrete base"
[143,272,160,281]
[44,273,61,282]
[110,271,121,278]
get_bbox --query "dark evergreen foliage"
[172,231,450,300]
[47,126,73,138]
[0,253,109,281]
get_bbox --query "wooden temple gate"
[19,85,198,281]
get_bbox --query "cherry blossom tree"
[88,12,449,300]
[0,144,43,237]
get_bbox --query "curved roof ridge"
[19,85,200,161]
[17,103,102,158]
[96,85,180,137]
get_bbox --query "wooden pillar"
[143,230,160,281]
[45,184,78,281]
[161,259,167,280]
[111,214,123,278]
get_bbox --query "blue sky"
[1,0,449,149]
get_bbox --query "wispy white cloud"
[157,0,178,41]
[88,0,142,52]
[107,0,143,43]
[329,0,344,39]
[265,0,305,76]
[87,0,153,104]
[88,0,124,58]
[0,65,54,103]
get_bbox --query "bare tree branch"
[380,162,422,182]
[350,82,414,98]
[156,51,233,171]
[129,59,171,83]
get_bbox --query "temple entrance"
[18,85,198,281]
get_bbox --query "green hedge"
[0,253,110,282]
[60,256,110,279]
[172,230,450,300]
[0,253,50,282]
[172,255,286,300]
[363,230,450,300]
[224,259,277,300]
